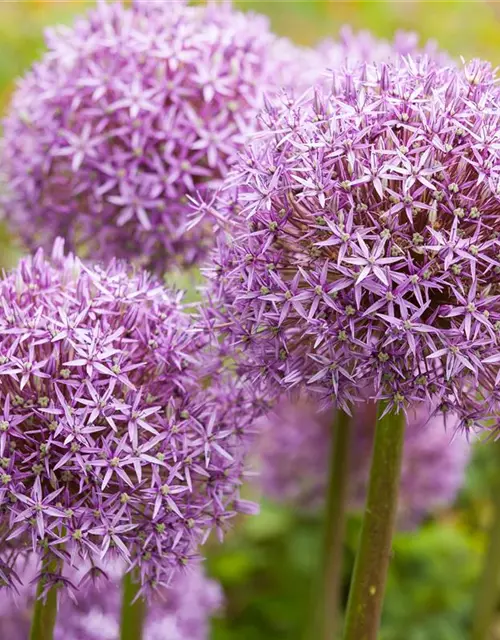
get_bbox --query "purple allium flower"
[0,239,259,593]
[1,1,308,273]
[0,555,222,640]
[205,57,500,429]
[256,397,470,526]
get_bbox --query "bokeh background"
[1,2,500,639]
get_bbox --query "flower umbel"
[0,239,257,592]
[206,57,500,428]
[1,0,308,273]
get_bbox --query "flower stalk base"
[29,556,59,640]
[120,571,145,640]
[342,406,406,640]
[471,440,500,640]
[317,409,352,640]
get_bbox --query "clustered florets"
[255,397,470,526]
[1,0,308,273]
[0,555,222,640]
[206,57,500,429]
[0,239,258,592]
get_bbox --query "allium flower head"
[0,556,222,640]
[1,0,308,273]
[207,57,500,428]
[256,398,470,526]
[0,239,258,592]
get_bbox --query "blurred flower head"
[256,397,471,526]
[205,57,500,429]
[0,555,222,640]
[0,239,259,593]
[316,26,449,70]
[1,0,309,273]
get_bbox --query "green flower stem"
[316,409,352,640]
[471,440,500,640]
[342,405,406,640]
[120,570,146,640]
[29,556,60,640]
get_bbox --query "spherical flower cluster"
[1,0,308,273]
[0,556,222,640]
[206,58,500,428]
[0,239,259,592]
[255,398,470,526]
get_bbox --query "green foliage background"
[1,2,500,638]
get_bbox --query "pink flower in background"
[316,26,449,71]
[0,555,222,640]
[255,397,471,527]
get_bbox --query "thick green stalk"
[317,409,352,640]
[342,406,406,640]
[29,556,59,640]
[120,571,145,640]
[471,441,500,640]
